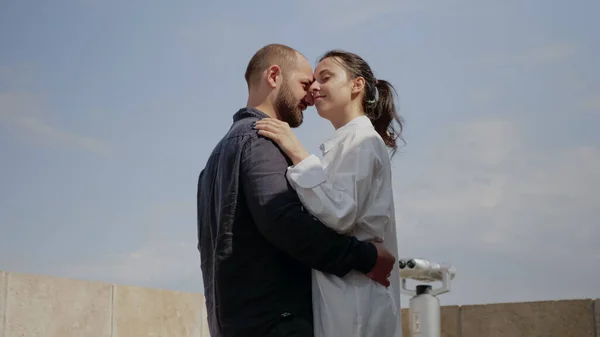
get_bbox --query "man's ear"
[351,77,366,94]
[265,65,281,88]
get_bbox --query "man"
[197,44,396,337]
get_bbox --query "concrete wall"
[0,270,597,337]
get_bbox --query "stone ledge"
[0,271,6,337]
[0,270,597,337]
[460,299,595,337]
[3,271,112,337]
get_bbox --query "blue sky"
[1,0,599,307]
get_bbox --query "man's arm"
[241,135,376,277]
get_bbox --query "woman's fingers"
[254,123,281,142]
[254,122,277,133]
[256,118,289,129]
[255,120,288,137]
[254,118,293,146]
[256,129,278,141]
[255,120,280,130]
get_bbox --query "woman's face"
[309,57,357,120]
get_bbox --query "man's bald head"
[244,44,314,128]
[244,44,301,88]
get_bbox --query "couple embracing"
[197,43,405,337]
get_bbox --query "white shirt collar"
[320,115,374,154]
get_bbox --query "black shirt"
[197,107,377,337]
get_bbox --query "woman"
[254,50,404,337]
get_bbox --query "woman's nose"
[309,81,320,95]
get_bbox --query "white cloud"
[393,117,600,304]
[0,63,34,88]
[57,200,203,292]
[60,239,203,292]
[0,91,111,155]
[584,96,600,111]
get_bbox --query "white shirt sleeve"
[286,136,380,233]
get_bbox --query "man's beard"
[274,82,304,128]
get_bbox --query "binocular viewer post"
[399,258,456,337]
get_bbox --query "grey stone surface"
[112,284,203,337]
[1,269,598,337]
[0,271,6,337]
[4,271,112,337]
[461,299,594,337]
[594,299,599,337]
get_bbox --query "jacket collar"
[233,107,270,122]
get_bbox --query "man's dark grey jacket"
[197,107,378,337]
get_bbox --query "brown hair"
[245,44,299,87]
[318,50,405,153]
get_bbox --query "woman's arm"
[286,137,379,233]
[253,117,382,233]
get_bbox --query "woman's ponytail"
[367,79,404,154]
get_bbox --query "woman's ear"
[351,77,366,94]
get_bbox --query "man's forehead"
[289,68,313,80]
[295,54,312,70]
[301,73,314,82]
[288,54,313,82]
[292,67,315,83]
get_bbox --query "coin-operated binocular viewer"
[399,258,456,337]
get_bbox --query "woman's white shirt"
[286,115,402,337]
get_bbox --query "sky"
[1,0,599,307]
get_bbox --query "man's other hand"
[365,242,395,287]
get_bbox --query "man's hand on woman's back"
[365,242,396,287]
